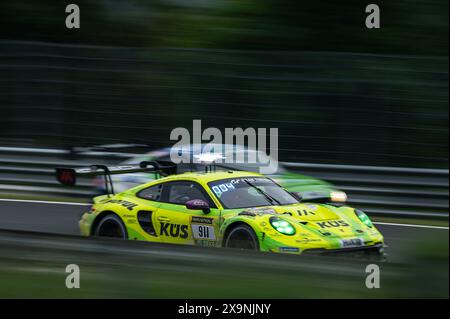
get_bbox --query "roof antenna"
[194,153,225,173]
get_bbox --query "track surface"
[0,200,448,262]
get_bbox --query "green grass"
[0,239,447,299]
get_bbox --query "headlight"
[355,209,373,228]
[269,217,296,236]
[330,191,347,202]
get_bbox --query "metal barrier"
[1,41,448,169]
[0,147,448,219]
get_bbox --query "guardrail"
[0,147,448,219]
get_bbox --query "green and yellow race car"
[56,162,384,256]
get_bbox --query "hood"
[271,203,340,222]
[275,204,362,237]
[238,203,367,239]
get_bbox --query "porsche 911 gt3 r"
[58,164,384,256]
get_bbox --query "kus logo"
[160,223,189,239]
[316,220,349,229]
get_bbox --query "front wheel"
[93,213,128,239]
[224,224,259,251]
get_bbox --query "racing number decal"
[191,216,216,241]
[192,224,216,240]
[211,182,235,197]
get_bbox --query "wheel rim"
[226,229,257,250]
[97,219,124,238]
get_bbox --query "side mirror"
[185,199,211,214]
[291,192,303,202]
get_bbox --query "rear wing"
[56,161,176,194]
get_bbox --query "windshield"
[208,177,298,209]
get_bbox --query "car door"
[154,180,221,247]
[134,183,164,242]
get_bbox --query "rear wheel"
[224,224,259,250]
[94,214,127,239]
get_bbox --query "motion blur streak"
[0,41,447,168]
[0,228,448,298]
[0,200,448,264]
[0,198,90,206]
[373,222,448,230]
[0,0,448,299]
[0,198,448,229]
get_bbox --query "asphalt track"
[0,199,448,263]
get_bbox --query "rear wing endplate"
[56,161,175,194]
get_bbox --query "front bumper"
[302,243,386,259]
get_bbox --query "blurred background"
[0,0,448,167]
[0,0,448,218]
[0,0,448,298]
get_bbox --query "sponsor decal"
[279,247,300,252]
[340,238,364,248]
[107,199,138,211]
[242,207,277,216]
[160,222,189,239]
[195,240,216,247]
[299,232,310,236]
[297,209,316,216]
[191,216,214,225]
[316,220,349,229]
[296,238,321,243]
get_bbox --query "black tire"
[93,213,128,239]
[224,224,259,251]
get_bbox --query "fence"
[0,147,447,219]
[0,41,448,168]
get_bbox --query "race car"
[56,160,384,256]
[92,143,348,204]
